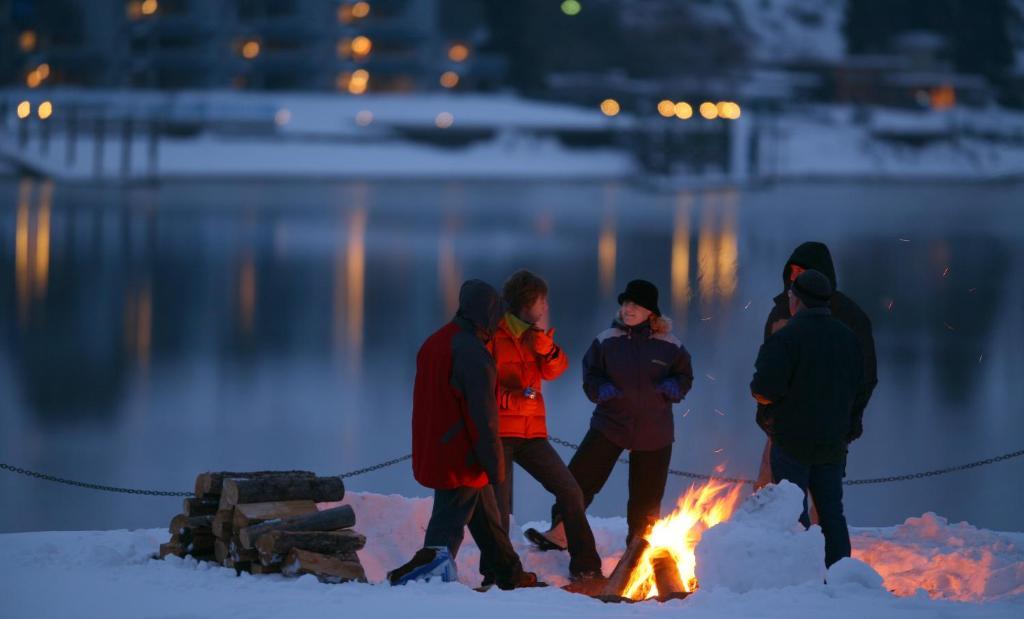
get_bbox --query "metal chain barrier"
[0,462,192,497]
[3,443,1023,497]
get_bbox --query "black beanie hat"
[792,269,833,308]
[617,279,661,316]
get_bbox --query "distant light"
[674,101,693,120]
[352,1,371,18]
[351,35,372,58]
[38,101,53,120]
[720,101,742,119]
[561,0,582,16]
[440,71,460,89]
[26,70,42,89]
[141,0,158,15]
[127,1,142,20]
[242,40,260,59]
[16,101,31,119]
[37,63,51,80]
[448,44,470,63]
[355,110,374,126]
[347,69,370,95]
[657,100,675,118]
[435,112,455,129]
[19,30,37,52]
[274,108,291,126]
[600,98,620,117]
[699,101,718,120]
[337,5,353,23]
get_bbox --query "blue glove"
[597,383,621,403]
[657,379,682,402]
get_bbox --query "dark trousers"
[769,443,851,568]
[489,437,601,575]
[553,428,672,543]
[423,485,524,583]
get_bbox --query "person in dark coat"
[754,242,878,489]
[531,280,694,550]
[388,280,542,590]
[750,269,869,567]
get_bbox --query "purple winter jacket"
[582,318,693,451]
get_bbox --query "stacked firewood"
[159,470,367,583]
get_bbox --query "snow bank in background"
[1,490,1022,618]
[696,481,826,592]
[853,513,1024,602]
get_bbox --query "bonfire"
[616,480,744,600]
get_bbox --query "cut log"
[212,509,235,539]
[251,562,282,575]
[194,470,316,498]
[650,550,686,597]
[232,500,317,530]
[169,513,188,535]
[238,504,356,549]
[183,496,220,517]
[256,530,366,566]
[230,537,259,563]
[186,529,215,555]
[602,537,650,598]
[159,540,186,559]
[220,476,345,510]
[282,548,366,583]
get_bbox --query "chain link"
[4,444,1023,497]
[0,462,192,496]
[339,454,412,479]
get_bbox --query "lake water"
[1,176,1022,534]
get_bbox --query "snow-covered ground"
[2,484,1021,618]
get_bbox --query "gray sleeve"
[450,331,504,484]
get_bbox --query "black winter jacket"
[763,242,878,441]
[752,307,867,465]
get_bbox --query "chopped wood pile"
[159,470,366,584]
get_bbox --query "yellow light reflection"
[137,285,152,370]
[34,181,53,301]
[19,30,37,52]
[448,44,470,63]
[716,193,738,300]
[671,193,693,315]
[346,207,367,362]
[697,198,717,301]
[438,214,463,318]
[598,213,617,297]
[15,180,32,325]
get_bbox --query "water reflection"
[0,178,1021,533]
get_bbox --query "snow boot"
[524,521,566,551]
[387,547,458,586]
[496,570,547,591]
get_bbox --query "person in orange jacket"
[481,270,602,583]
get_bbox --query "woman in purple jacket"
[527,280,694,550]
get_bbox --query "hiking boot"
[480,573,495,588]
[496,570,548,590]
[524,522,566,551]
[387,547,458,586]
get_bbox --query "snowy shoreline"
[2,489,1021,618]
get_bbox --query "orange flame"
[623,480,744,599]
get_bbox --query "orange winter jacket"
[488,313,569,439]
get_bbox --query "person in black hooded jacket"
[754,242,878,489]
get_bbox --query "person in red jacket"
[482,270,602,583]
[387,280,541,590]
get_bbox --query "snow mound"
[853,512,1024,602]
[827,557,885,590]
[695,481,826,593]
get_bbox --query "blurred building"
[1,0,505,93]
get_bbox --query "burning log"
[220,475,345,509]
[194,470,316,498]
[256,530,366,566]
[282,548,366,583]
[602,537,650,599]
[650,550,687,599]
[238,504,356,549]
